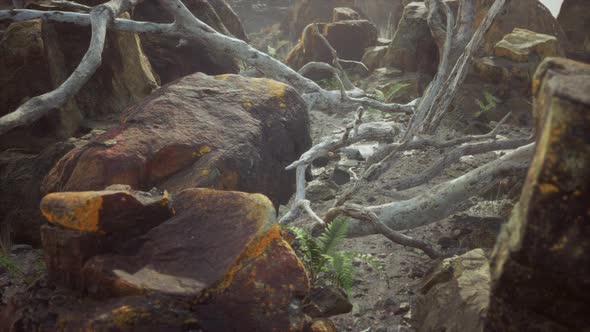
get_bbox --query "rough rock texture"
[38,188,310,331]
[133,0,245,84]
[362,46,389,71]
[381,0,565,74]
[494,28,563,63]
[0,141,75,244]
[303,285,353,318]
[333,7,360,21]
[486,58,590,331]
[284,0,404,40]
[226,0,293,33]
[286,18,378,71]
[42,73,312,207]
[475,0,566,53]
[413,249,490,332]
[382,2,440,74]
[0,13,157,150]
[557,0,590,62]
[473,28,564,87]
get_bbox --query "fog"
[539,0,564,16]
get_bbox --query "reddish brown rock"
[42,73,312,207]
[0,12,157,150]
[80,189,310,331]
[286,20,378,71]
[284,0,404,41]
[133,0,246,84]
[486,58,590,331]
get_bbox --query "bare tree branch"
[324,204,442,259]
[0,0,141,136]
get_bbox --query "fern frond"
[330,252,354,294]
[319,216,349,255]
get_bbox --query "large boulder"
[473,28,564,88]
[413,249,491,332]
[474,0,566,53]
[42,73,312,207]
[381,2,440,74]
[486,58,590,331]
[0,13,158,150]
[284,0,404,40]
[132,0,246,84]
[557,0,590,62]
[0,141,75,244]
[285,12,378,71]
[37,188,310,331]
[380,0,565,74]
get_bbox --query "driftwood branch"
[324,204,442,259]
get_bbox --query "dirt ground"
[297,108,530,331]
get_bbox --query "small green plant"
[475,91,498,118]
[287,217,384,294]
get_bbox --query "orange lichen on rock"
[41,192,104,232]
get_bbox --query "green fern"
[319,216,349,255]
[475,91,498,117]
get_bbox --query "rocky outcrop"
[381,2,440,75]
[132,0,246,84]
[227,0,293,33]
[7,188,310,331]
[42,73,311,207]
[473,28,564,88]
[557,0,590,62]
[0,141,75,245]
[486,58,590,331]
[0,9,158,150]
[413,249,490,332]
[379,0,564,75]
[286,9,378,71]
[284,0,404,40]
[475,0,566,53]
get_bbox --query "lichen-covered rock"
[40,188,172,234]
[474,0,566,53]
[472,29,563,89]
[286,19,378,71]
[80,189,310,331]
[0,12,157,149]
[494,28,563,63]
[413,249,490,332]
[486,58,590,331]
[284,0,404,41]
[42,73,311,207]
[132,0,246,84]
[557,0,590,62]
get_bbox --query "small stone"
[395,302,410,315]
[331,166,351,185]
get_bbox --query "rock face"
[227,0,293,33]
[473,28,564,88]
[132,0,246,84]
[557,0,590,62]
[486,58,590,331]
[475,0,566,53]
[42,73,311,207]
[413,249,491,332]
[0,13,158,150]
[0,141,75,244]
[37,188,310,331]
[285,9,378,71]
[382,2,439,74]
[284,0,404,40]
